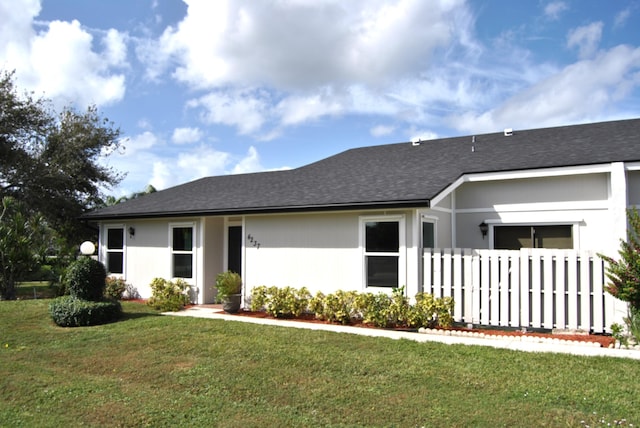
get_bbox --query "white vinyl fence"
[422,248,625,333]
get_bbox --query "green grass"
[15,281,59,299]
[1,300,638,427]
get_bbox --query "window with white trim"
[361,216,405,288]
[106,227,124,274]
[171,225,194,278]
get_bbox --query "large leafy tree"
[0,71,124,298]
[0,70,123,243]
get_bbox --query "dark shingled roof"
[84,118,640,220]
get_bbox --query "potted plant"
[215,271,242,313]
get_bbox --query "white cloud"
[567,22,603,59]
[614,8,631,29]
[451,45,640,133]
[151,0,467,90]
[231,146,263,174]
[544,1,568,20]
[370,125,395,137]
[122,131,159,156]
[147,145,268,190]
[139,0,474,135]
[172,127,203,144]
[0,0,127,108]
[187,89,270,135]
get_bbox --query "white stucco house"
[83,118,640,309]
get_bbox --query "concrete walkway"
[165,305,640,360]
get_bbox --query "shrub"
[407,293,454,328]
[249,286,455,329]
[599,208,640,311]
[105,276,128,300]
[354,292,392,327]
[49,296,122,327]
[316,290,358,325]
[64,257,106,301]
[147,278,191,311]
[250,286,310,318]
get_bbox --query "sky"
[1,0,639,196]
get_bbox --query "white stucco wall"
[100,217,202,301]
[447,171,623,251]
[243,210,420,297]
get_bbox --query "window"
[106,227,124,274]
[362,216,405,288]
[172,226,193,278]
[494,225,573,250]
[422,220,435,248]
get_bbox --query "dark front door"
[228,226,242,274]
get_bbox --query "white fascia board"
[430,163,614,207]
[625,161,640,171]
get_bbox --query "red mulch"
[227,310,616,348]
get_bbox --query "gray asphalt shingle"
[84,118,640,220]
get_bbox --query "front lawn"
[1,300,638,427]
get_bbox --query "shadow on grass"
[119,311,162,321]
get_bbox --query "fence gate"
[422,248,624,333]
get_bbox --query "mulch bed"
[226,309,616,348]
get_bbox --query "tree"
[600,208,640,310]
[0,70,123,244]
[0,197,48,300]
[0,71,124,298]
[103,184,157,206]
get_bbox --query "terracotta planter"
[222,294,242,313]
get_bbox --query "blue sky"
[2,0,639,196]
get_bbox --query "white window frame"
[104,224,125,276]
[421,215,438,249]
[360,215,406,291]
[169,222,195,279]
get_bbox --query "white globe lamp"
[80,241,96,256]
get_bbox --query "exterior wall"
[99,217,203,302]
[243,209,421,298]
[451,173,616,251]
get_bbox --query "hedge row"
[250,286,454,329]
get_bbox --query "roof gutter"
[81,199,431,221]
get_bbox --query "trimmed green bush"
[312,290,358,325]
[250,285,310,318]
[147,278,191,311]
[49,296,122,327]
[64,257,106,301]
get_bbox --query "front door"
[228,226,242,274]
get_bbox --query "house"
[83,118,640,306]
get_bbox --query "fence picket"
[499,251,510,327]
[510,251,521,328]
[480,250,491,325]
[520,249,530,328]
[542,250,555,329]
[592,252,604,333]
[452,248,463,320]
[463,249,473,324]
